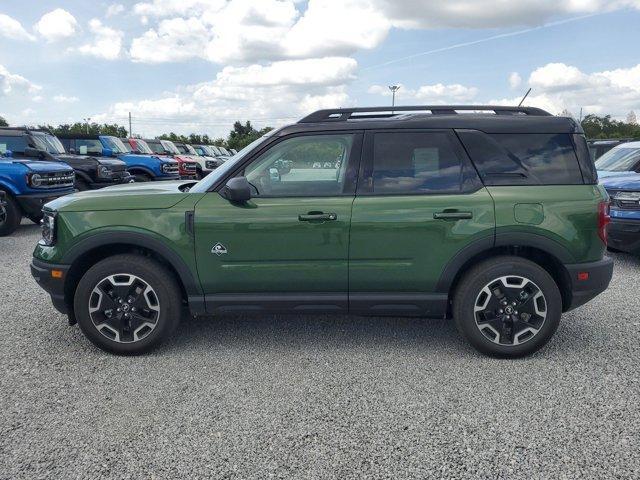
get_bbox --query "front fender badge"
[211,243,228,256]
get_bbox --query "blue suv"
[0,149,75,236]
[600,173,640,254]
[57,134,179,182]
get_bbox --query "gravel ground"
[1,223,639,479]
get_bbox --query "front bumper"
[607,218,640,254]
[89,173,136,189]
[30,258,70,315]
[564,257,614,311]
[16,192,72,217]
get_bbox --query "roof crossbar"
[298,105,552,123]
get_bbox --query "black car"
[0,128,133,191]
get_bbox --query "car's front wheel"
[73,254,182,354]
[0,193,22,237]
[453,256,562,358]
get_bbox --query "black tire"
[134,173,152,182]
[0,193,22,237]
[453,256,562,358]
[75,179,89,191]
[73,254,182,355]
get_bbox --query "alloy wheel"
[473,275,547,346]
[88,273,160,343]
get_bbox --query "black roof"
[0,127,54,136]
[279,105,583,135]
[56,133,112,139]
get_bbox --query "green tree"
[226,121,273,150]
[581,114,640,139]
[42,122,128,137]
[0,116,8,127]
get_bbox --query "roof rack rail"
[298,105,552,123]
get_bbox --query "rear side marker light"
[577,272,589,281]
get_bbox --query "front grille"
[606,189,640,210]
[183,162,197,173]
[163,163,179,174]
[35,172,75,189]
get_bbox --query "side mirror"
[24,147,44,159]
[220,176,252,202]
[102,147,114,157]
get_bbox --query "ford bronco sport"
[31,106,613,357]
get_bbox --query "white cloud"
[53,94,79,103]
[34,9,78,42]
[130,17,209,63]
[127,0,640,65]
[0,65,41,96]
[509,72,522,89]
[77,19,124,60]
[94,57,357,135]
[493,62,640,117]
[106,4,125,17]
[0,13,35,41]
[368,83,478,103]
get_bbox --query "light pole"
[388,85,400,109]
[83,117,91,134]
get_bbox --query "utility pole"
[83,117,91,134]
[388,85,400,110]
[128,112,132,138]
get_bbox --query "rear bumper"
[607,218,640,254]
[30,258,70,314]
[16,192,72,217]
[564,257,614,311]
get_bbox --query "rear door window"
[360,131,475,195]
[458,131,584,185]
[0,135,29,153]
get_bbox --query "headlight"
[41,211,57,246]
[97,165,112,178]
[30,173,43,187]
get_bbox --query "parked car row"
[0,126,235,236]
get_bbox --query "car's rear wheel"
[453,256,562,358]
[0,193,22,237]
[73,254,181,354]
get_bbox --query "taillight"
[597,201,610,245]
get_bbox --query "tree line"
[0,116,272,150]
[1,113,637,144]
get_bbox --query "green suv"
[30,106,613,357]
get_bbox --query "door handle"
[298,212,337,222]
[433,211,473,220]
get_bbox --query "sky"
[2,0,640,138]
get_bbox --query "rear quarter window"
[458,131,584,185]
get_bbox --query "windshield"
[33,133,65,154]
[201,146,215,156]
[175,143,188,154]
[102,136,129,154]
[161,140,181,155]
[190,134,273,193]
[595,147,640,172]
[133,138,154,154]
[185,144,197,155]
[146,140,165,154]
[219,146,231,156]
[209,145,222,155]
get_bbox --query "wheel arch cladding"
[438,236,573,312]
[61,232,202,313]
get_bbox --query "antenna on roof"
[518,88,532,107]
